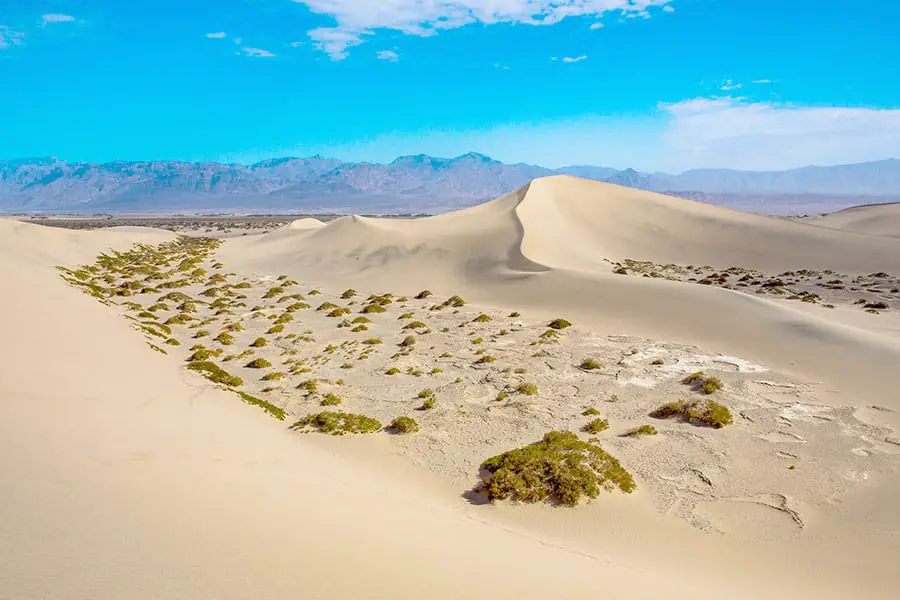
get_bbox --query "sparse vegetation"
[582,408,601,416]
[472,313,493,323]
[250,337,268,348]
[187,361,243,387]
[516,382,538,395]
[291,411,382,435]
[474,355,496,364]
[622,425,657,437]
[245,358,272,369]
[478,431,635,506]
[547,318,572,330]
[650,399,733,428]
[235,391,285,420]
[321,393,342,406]
[579,358,602,370]
[390,416,420,434]
[583,418,609,434]
[682,371,724,394]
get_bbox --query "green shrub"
[622,425,657,437]
[261,372,285,381]
[509,311,520,318]
[321,393,342,406]
[583,418,609,434]
[263,286,285,299]
[164,337,181,346]
[193,329,210,338]
[328,307,352,317]
[352,316,372,324]
[350,324,368,332]
[650,399,733,428]
[363,338,383,345]
[291,411,382,435]
[274,313,294,324]
[472,313,493,323]
[582,407,601,416]
[398,312,414,320]
[235,391,285,420]
[187,361,243,387]
[682,372,724,394]
[386,367,401,375]
[317,302,339,311]
[164,313,193,326]
[420,397,435,410]
[478,431,635,506]
[516,382,538,395]
[361,303,387,314]
[390,416,420,434]
[250,337,268,348]
[399,335,416,347]
[245,358,272,369]
[547,318,572,330]
[580,358,602,370]
[341,289,358,299]
[266,324,285,335]
[214,332,235,345]
[415,290,433,299]
[403,321,427,330]
[474,355,496,364]
[297,379,318,393]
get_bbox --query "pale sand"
[2,177,899,599]
[802,202,900,238]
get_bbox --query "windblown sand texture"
[2,177,899,599]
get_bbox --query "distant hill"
[1,153,898,214]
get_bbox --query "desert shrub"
[415,290,433,299]
[317,302,339,311]
[297,379,318,393]
[266,324,285,335]
[650,399,733,428]
[509,311,520,318]
[274,313,294,324]
[430,367,443,374]
[417,388,435,399]
[352,324,369,332]
[420,397,435,410]
[682,371,724,394]
[328,307,352,317]
[651,359,665,365]
[164,337,181,346]
[245,358,272,369]
[214,332,234,345]
[341,289,357,299]
[478,431,635,506]
[516,382,538,395]
[193,329,210,338]
[361,303,387,314]
[223,322,244,332]
[547,318,572,330]
[263,286,285,299]
[291,411,382,435]
[583,418,609,434]
[474,355,496,364]
[398,312,414,320]
[622,425,657,437]
[399,335,416,347]
[321,393,342,406]
[386,367,401,375]
[514,368,527,374]
[235,391,285,420]
[250,337,268,348]
[137,311,157,320]
[390,416,420,434]
[285,302,310,312]
[580,358,602,370]
[362,338,383,345]
[582,407,601,416]
[261,371,285,381]
[471,337,484,344]
[165,313,193,326]
[472,313,493,323]
[187,348,220,362]
[403,321,427,330]
[340,362,354,369]
[442,295,465,308]
[187,361,243,387]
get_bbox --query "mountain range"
[2,153,899,215]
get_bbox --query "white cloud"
[493,63,510,70]
[292,0,675,60]
[241,47,276,58]
[41,14,75,26]
[376,49,399,61]
[206,31,227,39]
[752,79,774,84]
[663,4,675,11]
[563,55,588,63]
[589,22,605,29]
[719,79,742,91]
[659,97,900,171]
[290,40,304,47]
[0,25,25,49]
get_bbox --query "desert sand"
[2,177,899,599]
[801,201,900,238]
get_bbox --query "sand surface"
[802,202,900,238]
[2,178,899,599]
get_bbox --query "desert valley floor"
[2,176,899,599]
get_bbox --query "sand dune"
[3,180,899,599]
[220,176,900,407]
[802,202,900,238]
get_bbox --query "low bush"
[266,324,285,335]
[261,372,285,381]
[582,408,601,416]
[341,288,357,299]
[386,367,401,375]
[362,338,383,345]
[361,303,387,314]
[580,358,602,370]
[403,321,427,330]
[321,393,342,406]
[187,361,243,387]
[328,307,352,318]
[214,332,235,345]
[583,418,609,434]
[478,431,635,506]
[245,358,272,369]
[474,355,496,364]
[415,290,433,299]
[235,391,285,420]
[472,313,493,323]
[650,399,733,428]
[297,379,318,393]
[250,337,268,348]
[622,425,657,437]
[399,335,416,347]
[516,382,538,395]
[420,397,435,410]
[291,411,382,435]
[390,416,420,434]
[547,318,572,330]
[682,371,724,394]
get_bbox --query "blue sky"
[1,0,898,172]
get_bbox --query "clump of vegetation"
[474,355,496,364]
[420,397,435,410]
[478,431,635,506]
[317,302,339,312]
[261,371,285,381]
[398,312,414,320]
[291,411,382,435]
[390,416,420,434]
[362,338,383,345]
[386,367,401,375]
[328,307,352,318]
[403,320,427,330]
[341,289,357,299]
[417,388,435,399]
[399,335,416,347]
[651,359,665,366]
[509,311,520,318]
[650,399,733,428]
[193,329,210,338]
[263,286,285,299]
[164,337,181,346]
[321,393,342,406]
[622,425,657,437]
[352,316,372,324]
[516,382,538,395]
[583,418,609,434]
[235,391,285,420]
[579,358,602,370]
[245,358,272,369]
[250,337,268,348]
[682,371,724,394]
[214,332,234,345]
[415,290,433,299]
[547,318,572,330]
[297,379,318,393]
[361,303,387,314]
[187,361,244,387]
[442,295,465,308]
[582,407,601,416]
[164,313,193,326]
[266,324,285,335]
[472,313,493,323]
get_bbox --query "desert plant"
[420,397,435,410]
[361,303,387,314]
[297,379,318,393]
[390,416,420,434]
[472,313,493,323]
[583,418,609,434]
[547,318,572,330]
[516,382,538,395]
[187,361,243,387]
[266,324,285,335]
[403,321,427,330]
[328,307,352,318]
[650,399,733,428]
[214,332,235,345]
[398,312,414,320]
[386,367,401,375]
[321,393,342,406]
[474,355,496,364]
[261,371,285,381]
[478,431,635,506]
[509,311,520,318]
[582,408,601,416]
[622,425,657,437]
[579,358,602,370]
[235,391,285,420]
[651,359,665,365]
[341,289,358,299]
[245,358,272,369]
[290,411,382,435]
[682,371,724,394]
[399,335,416,347]
[415,290,433,299]
[250,337,268,348]
[362,338,383,345]
[263,286,285,299]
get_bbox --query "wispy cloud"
[752,79,774,84]
[659,97,900,171]
[293,0,675,60]
[241,47,276,58]
[205,31,226,39]
[41,14,75,26]
[589,22,605,30]
[563,55,588,63]
[719,79,742,91]
[376,49,399,62]
[0,25,25,49]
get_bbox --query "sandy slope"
[220,176,900,408]
[802,202,900,238]
[3,181,899,600]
